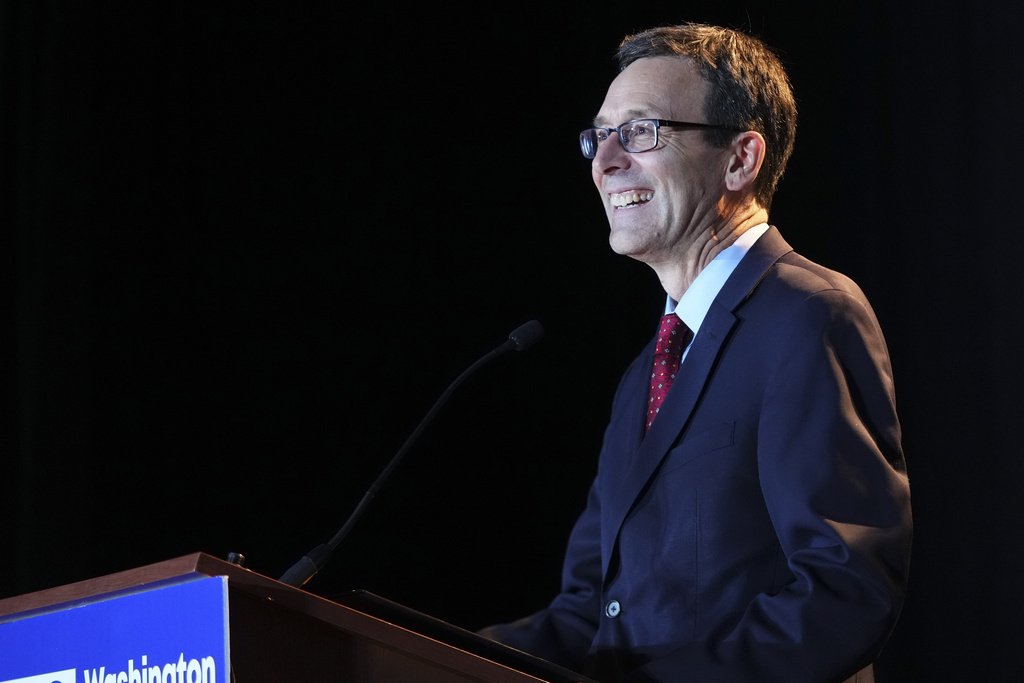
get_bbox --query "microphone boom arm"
[278,320,543,588]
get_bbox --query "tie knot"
[656,314,685,356]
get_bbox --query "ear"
[724,131,766,193]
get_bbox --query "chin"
[608,235,648,259]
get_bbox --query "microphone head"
[508,320,544,352]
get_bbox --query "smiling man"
[480,23,912,683]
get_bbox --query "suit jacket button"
[605,600,621,618]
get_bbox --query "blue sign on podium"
[0,575,230,683]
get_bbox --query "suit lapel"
[600,227,794,581]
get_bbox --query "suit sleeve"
[477,478,604,671]
[630,287,912,682]
[477,350,655,671]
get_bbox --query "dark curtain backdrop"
[3,2,1022,680]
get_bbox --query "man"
[480,23,912,683]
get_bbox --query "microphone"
[506,319,544,352]
[278,320,544,588]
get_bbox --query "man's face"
[591,56,728,264]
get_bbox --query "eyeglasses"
[579,118,742,159]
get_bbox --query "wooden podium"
[0,552,594,683]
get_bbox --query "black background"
[3,2,1023,680]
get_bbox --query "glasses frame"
[579,118,743,159]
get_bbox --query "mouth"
[610,190,654,209]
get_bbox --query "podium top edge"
[0,553,230,618]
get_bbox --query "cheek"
[592,174,612,212]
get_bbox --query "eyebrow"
[592,108,656,127]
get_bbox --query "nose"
[592,134,631,176]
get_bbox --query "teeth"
[611,191,654,208]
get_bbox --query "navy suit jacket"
[483,228,912,683]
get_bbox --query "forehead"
[595,56,707,126]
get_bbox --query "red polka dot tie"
[647,313,692,432]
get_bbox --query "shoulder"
[717,227,870,319]
[734,251,892,377]
[753,251,878,325]
[770,251,866,300]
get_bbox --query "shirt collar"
[666,223,770,334]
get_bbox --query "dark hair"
[616,23,797,210]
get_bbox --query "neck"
[652,205,768,301]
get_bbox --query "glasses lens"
[580,129,601,158]
[620,120,658,153]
